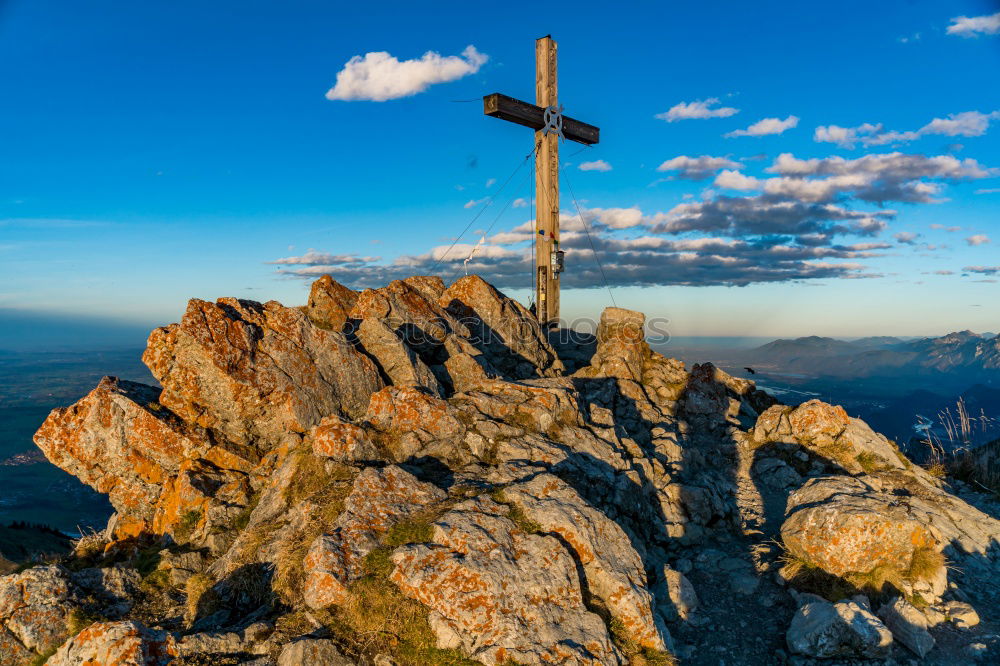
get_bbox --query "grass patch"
[133,545,162,577]
[924,462,947,478]
[184,573,218,627]
[139,568,171,594]
[231,491,262,532]
[489,490,542,534]
[173,509,202,543]
[384,518,435,548]
[66,608,104,636]
[608,617,677,666]
[855,451,883,474]
[320,550,479,666]
[28,646,58,666]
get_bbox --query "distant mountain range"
[744,331,1000,386]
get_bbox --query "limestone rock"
[47,620,177,666]
[502,474,669,651]
[143,297,383,447]
[580,307,648,382]
[34,377,209,535]
[781,475,941,578]
[391,496,624,665]
[306,275,358,332]
[754,400,906,474]
[439,275,563,379]
[786,598,893,658]
[278,638,355,665]
[309,415,380,462]
[878,597,935,657]
[943,600,980,629]
[303,465,446,609]
[655,567,698,622]
[71,566,141,618]
[0,565,75,660]
[355,317,443,396]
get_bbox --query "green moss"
[173,510,202,542]
[231,491,262,532]
[384,518,435,548]
[855,451,883,474]
[133,546,162,577]
[139,569,171,594]
[28,646,58,666]
[66,608,104,636]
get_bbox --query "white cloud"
[655,98,739,122]
[579,160,612,172]
[930,224,962,232]
[512,198,529,208]
[894,232,920,245]
[656,155,742,179]
[725,115,799,138]
[966,234,991,246]
[463,197,488,209]
[947,12,1000,37]
[713,170,761,190]
[975,188,1000,194]
[325,45,487,101]
[815,111,1000,148]
[485,178,496,188]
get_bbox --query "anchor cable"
[560,162,617,307]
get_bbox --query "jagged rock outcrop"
[390,495,624,665]
[20,273,1000,666]
[144,296,384,447]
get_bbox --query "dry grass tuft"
[907,546,946,583]
[184,573,218,627]
[72,529,107,560]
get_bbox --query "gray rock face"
[303,465,446,609]
[390,496,624,665]
[0,565,76,661]
[279,638,355,665]
[143,297,384,447]
[786,598,893,658]
[502,474,670,651]
[654,567,698,622]
[47,620,177,665]
[355,317,444,397]
[71,566,141,618]
[878,596,935,657]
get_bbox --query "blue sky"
[1,0,998,339]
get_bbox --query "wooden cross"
[483,35,600,327]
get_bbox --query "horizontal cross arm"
[483,93,599,145]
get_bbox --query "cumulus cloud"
[815,111,1000,148]
[948,12,1000,37]
[464,198,488,209]
[656,155,742,180]
[512,198,529,208]
[326,45,487,101]
[713,170,761,190]
[894,232,920,245]
[725,115,799,138]
[579,160,612,172]
[966,234,991,246]
[655,98,739,122]
[765,152,995,203]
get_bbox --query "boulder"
[781,475,941,578]
[878,597,935,657]
[306,275,358,332]
[310,415,380,462]
[47,621,177,666]
[786,598,893,658]
[71,566,141,617]
[143,297,384,447]
[391,496,624,665]
[303,465,446,609]
[0,566,76,661]
[655,567,698,622]
[580,307,648,382]
[34,377,210,535]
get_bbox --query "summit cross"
[483,35,600,327]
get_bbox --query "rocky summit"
[8,274,1000,665]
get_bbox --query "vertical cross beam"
[535,36,559,327]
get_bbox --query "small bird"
[744,367,756,375]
